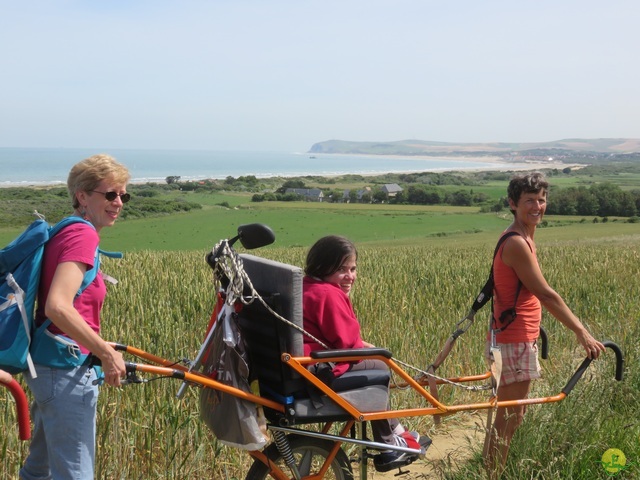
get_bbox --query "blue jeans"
[20,364,99,480]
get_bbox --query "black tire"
[245,435,354,480]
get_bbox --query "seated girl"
[302,235,430,472]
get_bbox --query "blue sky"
[1,1,638,152]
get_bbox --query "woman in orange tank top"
[483,172,605,479]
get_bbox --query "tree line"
[250,179,640,219]
[544,182,639,217]
[482,182,638,219]
[403,182,640,218]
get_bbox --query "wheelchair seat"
[238,254,390,425]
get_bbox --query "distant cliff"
[308,138,640,157]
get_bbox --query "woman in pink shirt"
[303,235,429,473]
[20,154,130,480]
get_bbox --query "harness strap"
[5,274,37,378]
[490,231,523,335]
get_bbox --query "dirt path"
[369,412,486,479]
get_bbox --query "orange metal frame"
[116,344,567,423]
[106,341,606,480]
[8,335,620,480]
[6,339,620,480]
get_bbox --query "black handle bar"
[539,325,549,360]
[89,356,147,385]
[561,341,624,396]
[89,353,136,371]
[206,223,275,268]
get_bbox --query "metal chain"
[209,242,330,349]
[392,358,492,392]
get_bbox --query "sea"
[0,147,519,187]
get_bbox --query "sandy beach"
[0,148,588,188]
[324,153,586,176]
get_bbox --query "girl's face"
[510,190,547,227]
[322,255,357,295]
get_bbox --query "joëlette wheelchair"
[7,223,624,480]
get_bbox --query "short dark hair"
[305,235,357,279]
[507,172,549,214]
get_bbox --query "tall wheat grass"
[1,241,637,479]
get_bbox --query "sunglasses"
[90,190,131,203]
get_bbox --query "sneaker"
[373,432,425,473]
[399,431,421,450]
[373,450,418,472]
[405,430,433,451]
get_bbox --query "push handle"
[539,326,549,360]
[1,378,31,440]
[605,341,625,381]
[89,355,143,385]
[561,341,624,396]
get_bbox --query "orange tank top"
[492,233,541,343]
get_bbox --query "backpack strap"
[470,231,521,314]
[48,216,93,237]
[49,217,98,294]
[50,217,123,293]
[32,218,123,370]
[95,249,123,287]
[3,273,38,377]
[490,232,523,333]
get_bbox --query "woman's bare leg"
[483,380,531,479]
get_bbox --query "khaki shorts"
[485,341,542,386]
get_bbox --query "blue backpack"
[0,216,121,377]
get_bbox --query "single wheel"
[245,435,353,480]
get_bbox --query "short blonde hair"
[67,154,131,209]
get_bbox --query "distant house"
[382,183,403,197]
[356,187,372,203]
[285,188,324,202]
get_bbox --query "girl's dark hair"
[305,235,357,279]
[507,172,549,214]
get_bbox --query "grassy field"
[2,198,637,253]
[1,180,639,479]
[2,160,640,249]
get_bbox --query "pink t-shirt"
[302,276,365,377]
[492,234,541,343]
[36,223,106,353]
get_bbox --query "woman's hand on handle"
[576,329,606,360]
[97,348,127,387]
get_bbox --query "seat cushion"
[331,369,390,391]
[292,384,390,422]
